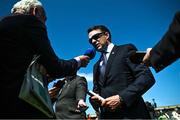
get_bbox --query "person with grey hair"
[0,0,89,118]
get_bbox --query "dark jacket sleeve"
[25,15,78,78]
[119,44,155,107]
[92,62,101,94]
[150,12,180,72]
[75,76,87,101]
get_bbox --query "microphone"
[84,48,96,60]
[129,51,146,64]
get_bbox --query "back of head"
[11,0,43,14]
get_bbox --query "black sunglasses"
[89,32,105,44]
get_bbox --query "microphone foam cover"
[84,48,96,60]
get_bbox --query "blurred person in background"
[49,73,88,119]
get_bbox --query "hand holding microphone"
[129,49,152,67]
[78,55,90,67]
[78,48,96,67]
[129,50,149,65]
[84,48,96,60]
[142,48,152,66]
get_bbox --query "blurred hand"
[79,55,90,67]
[89,95,102,112]
[48,80,65,98]
[48,86,60,98]
[101,95,122,110]
[91,94,105,103]
[142,48,152,65]
[77,99,87,108]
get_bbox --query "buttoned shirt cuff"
[119,95,126,108]
[74,57,81,68]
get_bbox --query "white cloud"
[77,72,93,82]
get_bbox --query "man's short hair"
[11,0,43,14]
[87,25,112,41]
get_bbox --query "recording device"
[129,51,146,64]
[87,90,105,101]
[84,48,96,60]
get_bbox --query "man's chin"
[96,47,103,52]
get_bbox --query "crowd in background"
[86,100,180,120]
[145,101,180,120]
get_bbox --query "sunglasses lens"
[89,32,104,44]
[92,34,99,40]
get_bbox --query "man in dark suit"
[0,0,89,118]
[87,25,155,119]
[143,12,180,72]
[49,74,88,119]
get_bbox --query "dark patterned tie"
[99,53,107,86]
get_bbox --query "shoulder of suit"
[77,75,87,80]
[175,11,180,17]
[116,43,137,50]
[23,15,46,29]
[75,76,87,83]
[1,14,46,29]
[2,14,36,22]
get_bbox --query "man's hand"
[101,95,123,110]
[78,55,90,67]
[142,48,152,66]
[77,99,87,108]
[48,86,60,98]
[89,94,103,112]
[75,99,88,112]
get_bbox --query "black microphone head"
[129,50,146,64]
[84,48,96,60]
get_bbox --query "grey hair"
[11,0,43,14]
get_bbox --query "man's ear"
[29,7,38,16]
[105,32,110,40]
[30,7,37,16]
[29,7,46,24]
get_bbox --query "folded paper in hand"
[19,55,55,118]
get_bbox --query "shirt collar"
[106,43,114,53]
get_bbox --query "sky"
[1,0,180,115]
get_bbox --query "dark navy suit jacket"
[92,44,155,119]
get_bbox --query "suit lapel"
[94,47,119,86]
[104,45,118,84]
[58,81,69,99]
[94,58,101,76]
[59,78,75,99]
[93,58,101,86]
